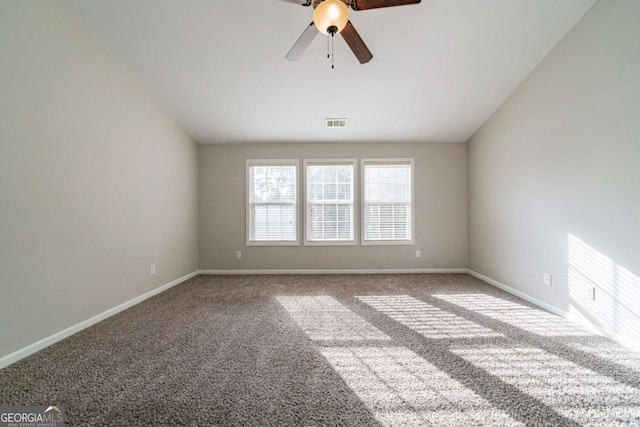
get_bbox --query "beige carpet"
[1,273,639,426]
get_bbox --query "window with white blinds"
[362,159,414,244]
[247,160,298,245]
[305,160,356,244]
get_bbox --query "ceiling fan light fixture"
[313,0,349,35]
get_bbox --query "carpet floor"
[1,273,639,426]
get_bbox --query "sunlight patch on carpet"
[276,295,390,341]
[434,294,591,336]
[452,346,640,426]
[565,341,640,373]
[357,295,502,339]
[320,346,523,427]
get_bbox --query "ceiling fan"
[283,0,422,65]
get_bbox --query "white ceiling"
[66,0,595,143]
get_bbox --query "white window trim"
[360,158,415,246]
[303,159,358,246]
[246,159,300,246]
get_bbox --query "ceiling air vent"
[325,118,347,128]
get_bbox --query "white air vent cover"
[325,118,347,128]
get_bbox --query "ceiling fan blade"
[277,0,311,5]
[286,22,318,61]
[340,21,373,64]
[351,0,421,10]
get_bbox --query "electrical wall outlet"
[544,273,552,286]
[236,251,242,259]
[415,250,421,258]
[150,264,156,275]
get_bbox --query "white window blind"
[363,160,413,243]
[248,161,298,243]
[305,161,355,243]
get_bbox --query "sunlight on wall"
[452,346,640,426]
[357,295,502,339]
[276,296,390,341]
[320,346,523,427]
[568,234,640,345]
[435,294,590,336]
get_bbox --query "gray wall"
[200,142,467,270]
[0,2,199,359]
[468,0,640,346]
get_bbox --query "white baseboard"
[5,269,634,370]
[466,270,569,318]
[467,269,640,352]
[199,268,468,275]
[0,271,199,370]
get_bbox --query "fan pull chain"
[331,32,335,69]
[327,34,330,59]
[326,26,338,70]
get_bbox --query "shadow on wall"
[568,234,640,348]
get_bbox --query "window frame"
[360,158,415,246]
[246,159,300,246]
[303,159,358,246]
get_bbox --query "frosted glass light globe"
[313,0,349,35]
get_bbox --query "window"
[304,160,357,245]
[246,160,299,245]
[362,159,414,244]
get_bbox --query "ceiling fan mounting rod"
[311,0,351,8]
